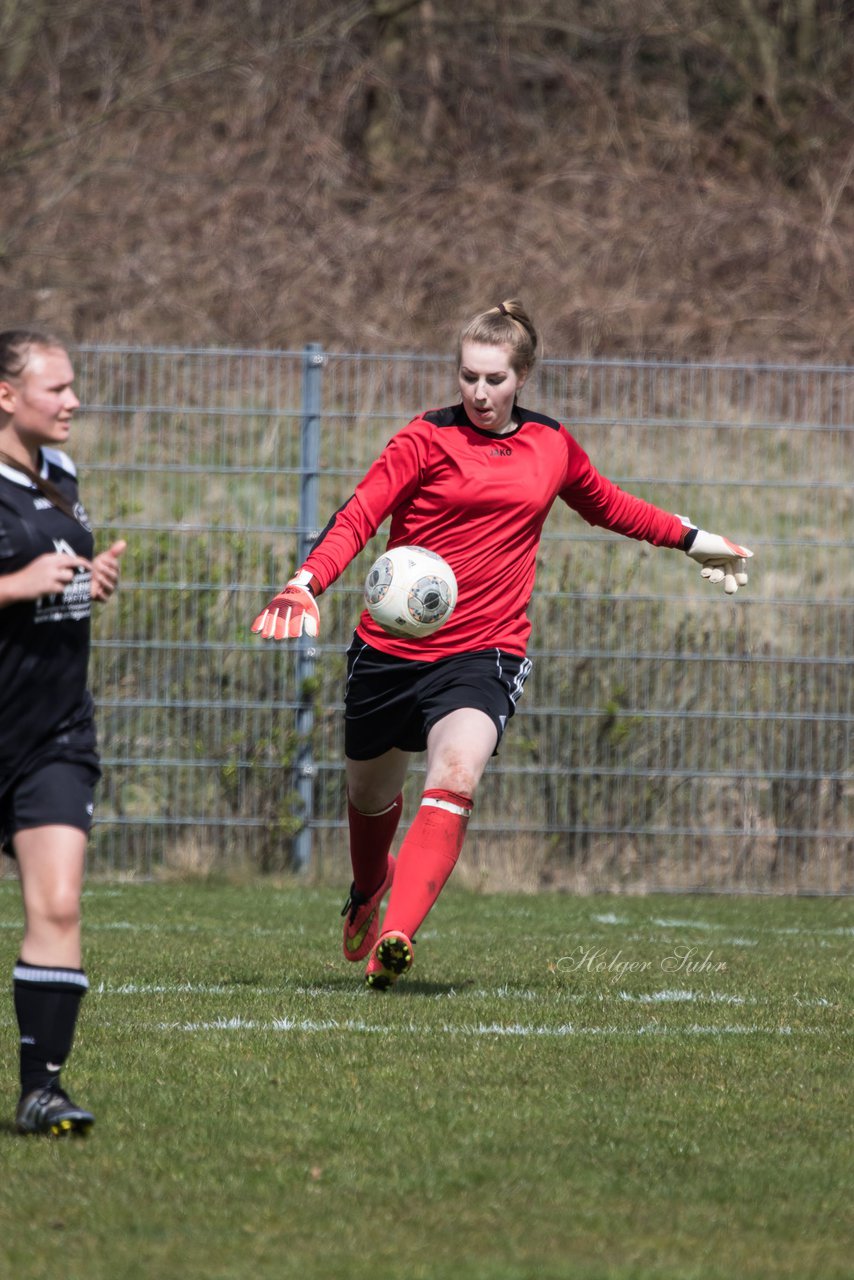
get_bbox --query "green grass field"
[0,881,850,1280]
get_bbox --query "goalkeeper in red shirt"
[251,300,752,990]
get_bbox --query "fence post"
[293,343,325,871]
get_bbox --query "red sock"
[379,788,473,940]
[348,793,403,895]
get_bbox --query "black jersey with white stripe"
[0,450,96,788]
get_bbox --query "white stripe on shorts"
[494,650,532,705]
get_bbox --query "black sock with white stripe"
[13,959,89,1095]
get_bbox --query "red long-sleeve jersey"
[301,403,689,660]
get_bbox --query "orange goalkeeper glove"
[251,573,320,639]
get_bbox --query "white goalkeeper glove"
[683,528,753,595]
[251,571,320,639]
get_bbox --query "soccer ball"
[364,545,458,639]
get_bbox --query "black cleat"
[15,1085,95,1136]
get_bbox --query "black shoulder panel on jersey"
[421,403,561,431]
[421,404,468,428]
[310,496,356,553]
[515,406,562,431]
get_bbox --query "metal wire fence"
[68,345,853,893]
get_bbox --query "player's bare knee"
[347,784,398,816]
[426,753,480,798]
[41,891,81,937]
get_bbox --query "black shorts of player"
[0,758,101,858]
[344,637,532,760]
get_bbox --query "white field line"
[88,981,841,1009]
[0,884,850,938]
[0,1009,844,1037]
[3,915,849,940]
[150,1017,837,1037]
[593,913,854,939]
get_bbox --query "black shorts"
[0,758,100,858]
[344,638,532,760]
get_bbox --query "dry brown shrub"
[1,1,852,358]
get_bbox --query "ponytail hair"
[457,299,538,375]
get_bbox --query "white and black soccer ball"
[364,545,458,639]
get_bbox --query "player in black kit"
[0,330,126,1135]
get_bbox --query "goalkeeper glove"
[251,572,320,639]
[682,527,753,595]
